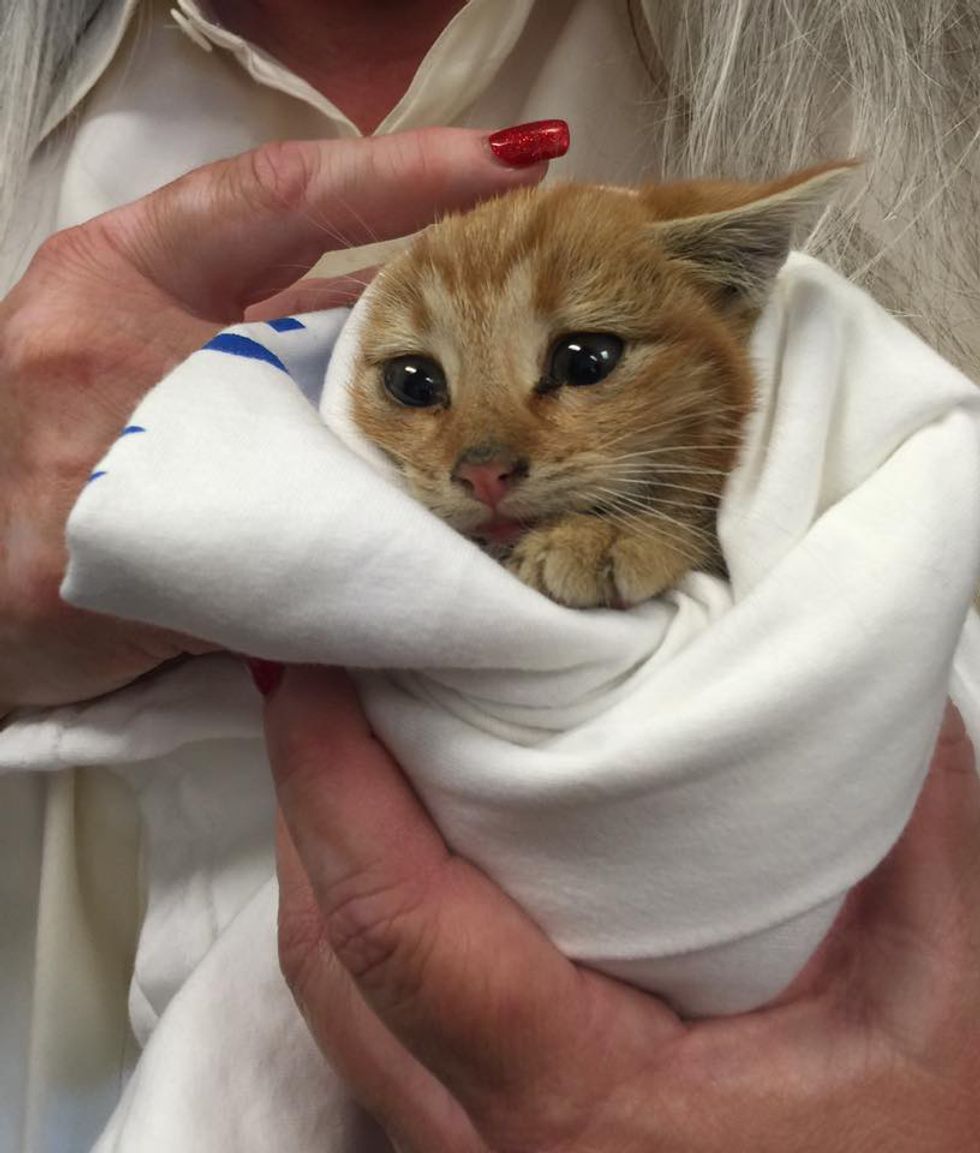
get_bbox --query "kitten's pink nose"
[453,455,528,508]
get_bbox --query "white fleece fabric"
[3,252,977,1148]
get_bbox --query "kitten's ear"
[651,162,858,307]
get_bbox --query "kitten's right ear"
[652,162,858,308]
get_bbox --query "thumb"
[858,702,980,930]
[263,665,678,1117]
[104,123,567,322]
[275,812,485,1151]
[780,702,980,1006]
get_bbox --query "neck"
[207,0,468,133]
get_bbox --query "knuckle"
[2,301,111,441]
[277,897,329,996]
[5,301,89,383]
[239,140,319,213]
[30,223,86,271]
[29,217,118,281]
[325,869,435,1007]
[379,127,455,194]
[1,300,39,378]
[7,549,64,626]
[2,298,93,433]
[15,217,140,341]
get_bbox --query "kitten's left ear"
[653,161,858,307]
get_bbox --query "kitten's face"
[348,169,847,595]
[352,185,754,544]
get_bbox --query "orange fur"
[349,166,851,607]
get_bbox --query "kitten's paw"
[506,520,619,607]
[505,517,695,608]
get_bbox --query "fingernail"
[488,119,569,167]
[245,658,285,697]
[938,701,967,746]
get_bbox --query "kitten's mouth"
[470,516,532,546]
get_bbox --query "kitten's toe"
[607,537,676,605]
[505,522,616,607]
[505,518,702,608]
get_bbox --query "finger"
[873,703,980,905]
[107,125,565,320]
[803,702,980,1038]
[275,814,485,1151]
[264,665,679,1115]
[243,268,378,322]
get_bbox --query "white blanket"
[62,251,980,1007]
[2,252,978,1149]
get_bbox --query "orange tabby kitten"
[350,164,850,608]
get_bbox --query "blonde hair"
[3,0,978,375]
[637,0,980,376]
[0,1,103,239]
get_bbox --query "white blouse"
[2,0,663,288]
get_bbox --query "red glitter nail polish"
[488,119,570,167]
[245,658,285,697]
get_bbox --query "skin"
[0,127,549,713]
[266,666,980,1152]
[207,0,468,134]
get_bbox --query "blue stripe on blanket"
[266,317,306,332]
[203,332,288,372]
[86,427,146,485]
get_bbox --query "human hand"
[0,124,564,713]
[261,664,980,1152]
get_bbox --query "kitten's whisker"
[607,433,743,448]
[600,501,708,551]
[605,460,733,475]
[613,503,718,548]
[651,481,729,499]
[325,192,384,247]
[647,507,718,544]
[264,266,375,293]
[593,413,745,452]
[602,464,726,480]
[601,475,727,501]
[291,207,362,250]
[598,510,704,565]
[643,496,711,510]
[588,487,718,548]
[603,444,741,461]
[294,194,393,253]
[589,489,657,518]
[591,414,744,451]
[648,462,734,472]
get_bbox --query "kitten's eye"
[382,356,448,408]
[548,333,623,387]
